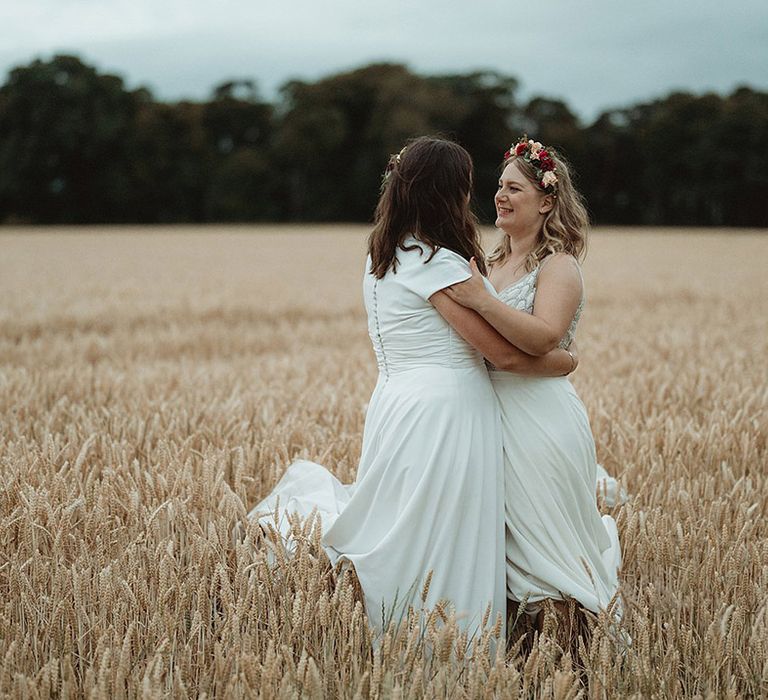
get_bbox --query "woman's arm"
[444,255,582,356]
[430,291,575,376]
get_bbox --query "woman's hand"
[444,257,490,311]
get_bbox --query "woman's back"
[364,236,483,375]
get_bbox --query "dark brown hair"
[368,136,487,278]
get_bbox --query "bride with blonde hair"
[445,136,625,641]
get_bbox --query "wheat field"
[1,225,766,698]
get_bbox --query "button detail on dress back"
[371,277,389,380]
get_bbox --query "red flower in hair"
[538,153,555,170]
[503,136,559,192]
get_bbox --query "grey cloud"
[1,0,766,122]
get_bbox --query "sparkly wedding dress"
[488,256,623,617]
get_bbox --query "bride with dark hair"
[249,136,575,640]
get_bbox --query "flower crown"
[503,135,558,194]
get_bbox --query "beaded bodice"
[495,263,583,350]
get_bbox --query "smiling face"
[494,160,554,235]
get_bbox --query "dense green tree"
[274,63,477,220]
[0,55,765,226]
[0,55,146,222]
[579,87,768,226]
[272,65,523,221]
[577,109,647,224]
[129,100,209,222]
[202,81,277,220]
[701,87,768,226]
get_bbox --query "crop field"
[1,225,766,698]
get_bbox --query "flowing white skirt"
[489,372,623,617]
[249,364,507,639]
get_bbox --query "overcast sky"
[1,0,766,123]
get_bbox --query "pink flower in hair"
[541,170,558,189]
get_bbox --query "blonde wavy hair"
[487,147,589,272]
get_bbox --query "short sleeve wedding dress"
[249,236,507,638]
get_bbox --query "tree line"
[0,55,766,227]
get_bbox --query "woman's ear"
[539,194,555,215]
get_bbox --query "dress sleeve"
[403,246,473,301]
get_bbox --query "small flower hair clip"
[381,146,407,190]
[504,135,559,194]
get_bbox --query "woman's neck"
[504,228,539,262]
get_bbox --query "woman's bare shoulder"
[538,253,583,291]
[542,251,579,267]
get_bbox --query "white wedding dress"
[488,257,624,617]
[249,237,507,639]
